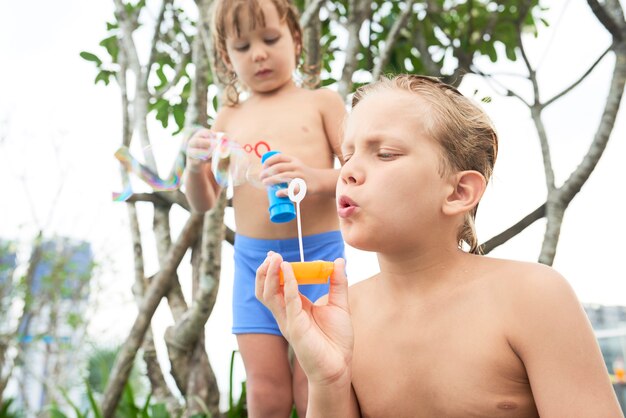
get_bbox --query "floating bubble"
[210,134,251,188]
[112,145,185,201]
[245,161,265,189]
[113,131,271,201]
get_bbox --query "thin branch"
[144,0,172,88]
[124,191,190,211]
[544,45,612,107]
[469,65,531,107]
[113,0,142,76]
[372,0,415,80]
[480,203,546,254]
[339,0,370,98]
[101,213,204,418]
[300,0,325,28]
[587,0,623,41]
[559,44,626,202]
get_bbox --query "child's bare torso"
[219,87,340,239]
[348,259,540,418]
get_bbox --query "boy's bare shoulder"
[213,103,240,130]
[312,87,345,108]
[481,256,574,300]
[479,256,584,341]
[292,87,344,107]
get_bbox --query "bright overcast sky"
[1,0,624,401]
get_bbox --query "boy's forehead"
[349,90,424,128]
[342,89,430,146]
[227,0,281,37]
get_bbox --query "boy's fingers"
[255,254,289,328]
[254,255,272,301]
[263,153,290,167]
[282,262,303,320]
[263,254,283,302]
[328,258,350,311]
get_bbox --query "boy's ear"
[293,31,302,57]
[442,170,486,216]
[222,53,233,68]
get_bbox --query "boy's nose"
[252,45,268,62]
[339,162,362,185]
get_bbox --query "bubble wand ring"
[288,178,307,262]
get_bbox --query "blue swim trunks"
[232,230,345,336]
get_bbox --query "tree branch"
[480,203,546,254]
[101,213,204,418]
[300,0,325,29]
[372,0,415,81]
[544,45,612,108]
[587,0,624,41]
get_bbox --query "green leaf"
[79,52,102,66]
[172,104,186,133]
[99,36,119,62]
[47,404,69,418]
[150,404,169,418]
[140,393,153,418]
[151,98,170,128]
[59,387,86,418]
[321,77,337,87]
[86,383,104,418]
[155,66,168,91]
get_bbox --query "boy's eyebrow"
[360,134,407,148]
[341,135,407,154]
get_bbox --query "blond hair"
[352,74,498,254]
[211,0,303,106]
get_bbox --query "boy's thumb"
[328,258,349,310]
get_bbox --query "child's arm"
[507,264,623,417]
[183,128,221,212]
[183,106,235,212]
[317,88,347,164]
[256,253,361,418]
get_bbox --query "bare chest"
[351,299,539,418]
[222,96,331,166]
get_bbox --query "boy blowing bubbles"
[257,75,623,417]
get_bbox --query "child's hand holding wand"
[255,252,354,386]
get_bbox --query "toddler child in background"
[256,74,623,418]
[184,0,347,416]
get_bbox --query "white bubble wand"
[288,178,307,262]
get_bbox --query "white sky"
[1,0,625,405]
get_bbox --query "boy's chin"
[341,230,381,253]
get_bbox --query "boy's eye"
[234,44,249,52]
[378,152,399,160]
[264,37,279,44]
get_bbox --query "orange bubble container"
[279,261,334,285]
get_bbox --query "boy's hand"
[185,128,217,173]
[256,252,354,385]
[260,153,321,196]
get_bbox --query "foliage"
[227,351,246,418]
[80,0,548,134]
[0,398,24,418]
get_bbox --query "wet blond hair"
[211,0,303,106]
[352,74,498,254]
